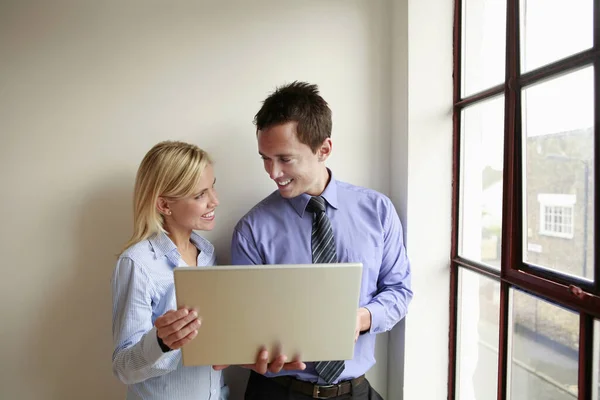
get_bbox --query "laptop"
[173,263,363,366]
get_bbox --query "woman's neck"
[165,225,194,253]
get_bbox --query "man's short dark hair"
[254,81,332,153]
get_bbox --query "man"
[230,81,413,399]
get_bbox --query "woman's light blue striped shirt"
[111,231,227,400]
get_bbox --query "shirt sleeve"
[230,227,263,265]
[364,199,413,334]
[111,257,181,384]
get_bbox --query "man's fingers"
[268,354,287,374]
[222,348,268,373]
[168,328,199,350]
[155,308,191,329]
[252,349,269,375]
[231,350,305,373]
[282,360,306,371]
[283,354,306,371]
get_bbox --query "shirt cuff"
[142,326,171,365]
[364,302,386,334]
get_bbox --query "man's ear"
[156,197,172,216]
[318,138,333,162]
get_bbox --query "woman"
[111,140,227,400]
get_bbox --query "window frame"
[449,0,600,399]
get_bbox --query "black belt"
[272,374,366,399]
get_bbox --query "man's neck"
[307,167,331,196]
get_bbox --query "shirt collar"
[148,230,214,267]
[148,231,177,260]
[287,168,339,218]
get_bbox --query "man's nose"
[268,163,282,179]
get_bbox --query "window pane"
[456,268,500,399]
[509,289,579,399]
[523,66,595,280]
[520,0,593,72]
[462,0,506,96]
[459,96,504,268]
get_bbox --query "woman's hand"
[154,307,202,350]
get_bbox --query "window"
[450,0,599,399]
[538,194,575,239]
[540,204,574,237]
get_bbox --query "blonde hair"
[121,140,212,253]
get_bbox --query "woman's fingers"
[155,308,190,329]
[169,326,200,350]
[158,310,199,338]
[163,318,202,347]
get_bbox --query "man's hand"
[154,307,201,350]
[212,348,306,374]
[355,307,372,342]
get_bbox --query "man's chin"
[278,190,295,198]
[277,185,296,198]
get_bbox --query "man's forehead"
[258,136,305,154]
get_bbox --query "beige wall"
[389,0,453,399]
[0,1,395,399]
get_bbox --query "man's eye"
[281,158,291,163]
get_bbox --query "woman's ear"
[156,197,172,216]
[318,138,333,162]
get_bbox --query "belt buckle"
[312,384,337,399]
[312,386,322,399]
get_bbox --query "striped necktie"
[306,196,345,384]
